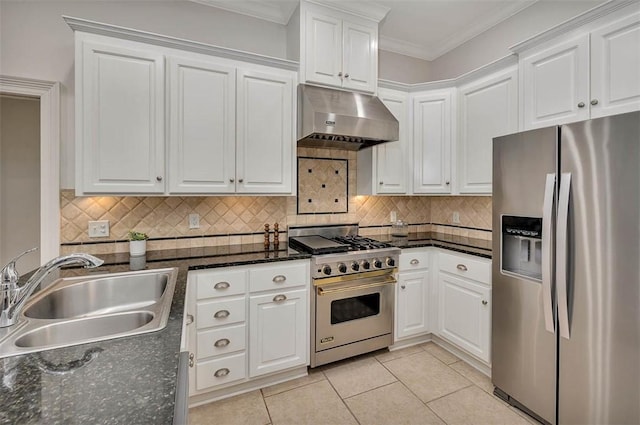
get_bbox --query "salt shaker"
[264,223,270,249]
[273,223,279,247]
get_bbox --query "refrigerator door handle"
[557,172,572,339]
[542,173,556,333]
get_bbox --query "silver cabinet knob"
[456,264,468,271]
[379,181,384,185]
[214,368,230,378]
[482,300,488,305]
[273,294,287,302]
[214,338,230,348]
[156,176,163,182]
[344,73,349,78]
[214,281,230,290]
[214,310,230,319]
[400,285,406,289]
[188,353,194,368]
[577,102,585,108]
[229,178,234,183]
[238,178,244,183]
[591,99,599,105]
[338,72,343,77]
[446,181,450,185]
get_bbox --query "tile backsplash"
[60,148,492,254]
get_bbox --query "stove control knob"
[386,257,396,267]
[361,260,370,270]
[350,261,360,271]
[373,259,383,268]
[322,265,332,276]
[338,263,347,273]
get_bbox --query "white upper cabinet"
[457,67,518,194]
[590,11,640,118]
[168,57,236,193]
[412,89,453,194]
[78,41,165,194]
[518,5,640,129]
[376,88,410,194]
[236,69,294,194]
[302,3,378,93]
[520,35,590,130]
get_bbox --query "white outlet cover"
[189,214,200,229]
[452,212,461,224]
[88,220,110,238]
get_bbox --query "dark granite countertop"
[372,232,492,259]
[0,243,309,425]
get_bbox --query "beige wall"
[379,50,432,83]
[60,147,491,254]
[0,1,288,190]
[428,0,605,80]
[0,95,41,271]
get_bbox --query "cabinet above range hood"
[297,84,399,151]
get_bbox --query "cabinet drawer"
[194,269,246,300]
[197,297,246,329]
[399,249,430,271]
[249,261,309,292]
[197,324,246,360]
[195,352,246,391]
[438,251,491,284]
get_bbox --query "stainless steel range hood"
[297,84,399,151]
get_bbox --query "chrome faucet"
[0,248,104,327]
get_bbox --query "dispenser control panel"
[501,216,543,281]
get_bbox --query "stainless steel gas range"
[288,224,400,367]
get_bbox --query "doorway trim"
[0,76,60,263]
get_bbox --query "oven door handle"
[317,276,396,296]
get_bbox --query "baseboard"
[431,334,491,377]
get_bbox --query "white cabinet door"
[396,271,430,340]
[305,11,342,88]
[168,57,236,193]
[520,35,590,130]
[591,11,640,118]
[458,68,518,194]
[249,288,308,377]
[79,41,165,193]
[236,69,294,194]
[438,272,491,363]
[413,90,452,194]
[376,88,409,194]
[342,21,377,93]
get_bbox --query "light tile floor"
[188,342,541,425]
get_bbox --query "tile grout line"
[322,368,362,425]
[260,371,328,399]
[259,389,274,425]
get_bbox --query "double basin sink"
[0,267,178,359]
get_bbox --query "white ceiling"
[189,0,538,61]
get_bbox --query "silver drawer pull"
[272,275,286,283]
[273,294,287,302]
[214,368,230,378]
[214,310,230,319]
[410,259,420,265]
[185,314,194,325]
[214,281,230,290]
[214,338,230,348]
[456,264,468,271]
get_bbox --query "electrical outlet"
[189,214,200,229]
[88,220,110,238]
[390,211,397,222]
[452,211,461,224]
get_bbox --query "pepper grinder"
[264,223,270,249]
[273,222,279,248]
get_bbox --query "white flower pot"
[129,240,147,256]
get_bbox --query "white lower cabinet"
[185,260,309,398]
[395,249,431,340]
[436,251,491,363]
[249,288,308,377]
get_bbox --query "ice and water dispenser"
[501,216,543,281]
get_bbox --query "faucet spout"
[0,253,103,328]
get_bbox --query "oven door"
[314,272,395,352]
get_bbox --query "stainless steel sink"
[0,267,178,358]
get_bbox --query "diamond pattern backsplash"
[60,148,492,253]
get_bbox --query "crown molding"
[63,15,299,71]
[188,0,298,25]
[379,36,430,61]
[306,0,390,22]
[510,0,638,53]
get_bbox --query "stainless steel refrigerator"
[492,111,640,425]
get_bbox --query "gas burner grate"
[330,235,392,251]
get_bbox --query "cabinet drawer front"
[197,297,246,329]
[249,261,309,292]
[194,269,246,299]
[439,251,491,284]
[195,352,246,391]
[197,324,246,360]
[399,250,430,271]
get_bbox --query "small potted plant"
[128,230,149,256]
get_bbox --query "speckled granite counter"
[372,232,492,259]
[0,244,309,425]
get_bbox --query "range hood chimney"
[297,84,399,151]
